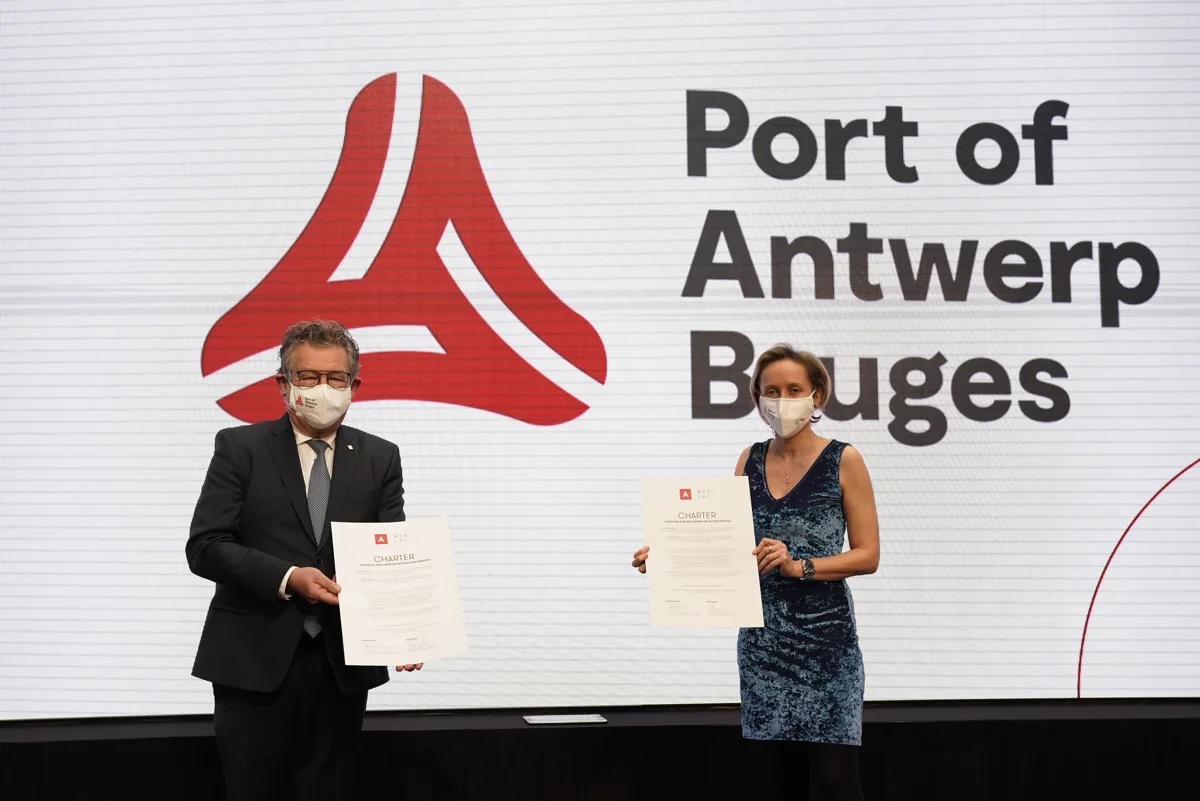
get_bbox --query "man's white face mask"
[758,392,816,438]
[287,382,352,430]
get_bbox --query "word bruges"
[691,331,1069,448]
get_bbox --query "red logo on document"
[374,534,389,545]
[679,489,692,500]
[201,74,607,425]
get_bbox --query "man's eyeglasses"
[289,370,353,389]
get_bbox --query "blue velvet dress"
[737,439,865,745]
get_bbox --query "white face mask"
[759,393,816,438]
[287,382,352,430]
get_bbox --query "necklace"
[775,439,828,486]
[780,451,800,484]
[777,447,812,484]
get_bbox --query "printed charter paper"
[331,518,469,665]
[639,477,764,628]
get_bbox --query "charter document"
[639,476,764,628]
[331,518,468,665]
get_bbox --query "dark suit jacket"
[187,414,404,694]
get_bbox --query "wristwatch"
[799,557,816,580]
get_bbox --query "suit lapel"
[321,426,360,554]
[267,415,317,546]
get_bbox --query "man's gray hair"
[277,320,361,376]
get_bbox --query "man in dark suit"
[187,319,420,801]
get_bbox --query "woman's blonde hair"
[748,344,832,414]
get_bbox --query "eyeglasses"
[289,370,353,389]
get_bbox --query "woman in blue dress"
[633,344,880,801]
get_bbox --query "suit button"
[314,557,323,567]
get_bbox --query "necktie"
[306,440,331,546]
[303,439,331,638]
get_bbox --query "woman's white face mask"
[758,392,816,438]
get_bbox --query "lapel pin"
[348,444,354,450]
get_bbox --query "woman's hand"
[631,546,650,574]
[753,538,792,575]
[394,663,423,673]
[779,557,806,579]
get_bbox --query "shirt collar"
[291,423,337,450]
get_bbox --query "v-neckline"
[761,439,834,502]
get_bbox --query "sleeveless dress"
[737,439,865,745]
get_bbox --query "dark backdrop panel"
[3,714,1197,801]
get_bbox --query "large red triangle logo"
[202,74,607,425]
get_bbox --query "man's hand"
[631,546,649,574]
[395,663,424,673]
[286,567,341,605]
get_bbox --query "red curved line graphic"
[1076,457,1200,698]
[421,75,606,383]
[201,73,395,377]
